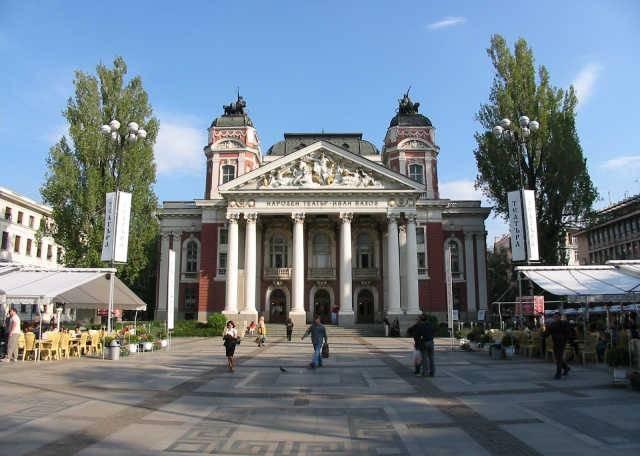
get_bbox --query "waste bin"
[109,339,120,361]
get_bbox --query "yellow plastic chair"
[49,333,61,360]
[581,334,598,365]
[545,336,555,361]
[23,332,37,361]
[17,333,26,360]
[59,333,71,359]
[73,332,88,357]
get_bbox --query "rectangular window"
[57,248,63,263]
[219,229,228,245]
[36,242,42,258]
[417,252,426,268]
[31,304,38,314]
[1,231,8,250]
[4,207,11,220]
[28,215,34,228]
[17,211,24,224]
[219,253,227,269]
[26,239,32,255]
[14,235,21,253]
[47,245,53,260]
[20,304,26,313]
[416,227,425,245]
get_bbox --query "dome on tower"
[388,91,432,127]
[210,94,254,128]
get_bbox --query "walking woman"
[286,318,294,342]
[223,321,239,372]
[256,316,267,347]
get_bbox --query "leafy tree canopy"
[41,57,159,307]
[474,35,598,265]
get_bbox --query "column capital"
[244,212,258,223]
[339,212,353,223]
[160,232,171,241]
[406,213,418,224]
[170,231,182,238]
[226,213,240,223]
[291,212,305,224]
[387,213,400,224]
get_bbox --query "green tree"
[41,57,159,310]
[475,35,597,264]
[487,247,514,304]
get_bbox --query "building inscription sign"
[265,200,380,208]
[227,197,415,212]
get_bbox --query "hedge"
[172,313,226,337]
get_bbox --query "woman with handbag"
[256,316,267,347]
[223,321,239,372]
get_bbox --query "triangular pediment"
[219,141,424,193]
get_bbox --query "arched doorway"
[357,289,374,323]
[270,289,287,323]
[313,289,331,324]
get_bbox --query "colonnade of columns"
[222,211,423,321]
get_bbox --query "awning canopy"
[0,267,146,311]
[515,264,640,298]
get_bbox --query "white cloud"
[572,63,602,106]
[602,155,640,171]
[427,16,466,30]
[155,116,204,175]
[439,179,483,201]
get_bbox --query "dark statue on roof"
[223,93,247,116]
[398,88,420,115]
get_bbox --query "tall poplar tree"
[475,35,597,264]
[41,57,160,307]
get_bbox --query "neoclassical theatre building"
[156,94,489,327]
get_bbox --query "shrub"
[480,333,493,344]
[501,333,515,347]
[172,314,226,337]
[436,323,450,337]
[606,346,630,367]
[467,327,484,342]
[208,313,227,335]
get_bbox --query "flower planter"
[612,367,628,383]
[504,346,515,359]
[143,342,154,352]
[128,343,138,353]
[160,339,168,348]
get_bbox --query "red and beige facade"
[156,96,490,326]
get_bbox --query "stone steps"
[251,324,384,338]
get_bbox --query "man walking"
[2,308,21,363]
[413,314,435,377]
[544,312,571,379]
[301,315,327,369]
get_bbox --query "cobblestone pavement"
[0,335,639,455]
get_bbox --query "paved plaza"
[0,334,639,455]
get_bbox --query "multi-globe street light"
[492,115,540,189]
[99,119,147,333]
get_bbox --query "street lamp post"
[99,119,147,333]
[492,115,541,326]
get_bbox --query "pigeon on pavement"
[279,366,287,372]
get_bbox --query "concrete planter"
[504,346,515,359]
[612,367,628,383]
[128,343,138,353]
[160,339,168,348]
[143,342,154,352]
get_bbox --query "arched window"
[446,239,463,278]
[221,165,235,184]
[312,233,331,268]
[357,233,374,268]
[408,163,424,184]
[185,240,198,273]
[269,236,288,268]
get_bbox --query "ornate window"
[185,240,199,273]
[312,233,331,268]
[269,236,289,268]
[217,227,228,277]
[221,165,235,184]
[408,163,424,184]
[446,239,463,279]
[357,233,374,268]
[184,287,197,320]
[416,226,427,276]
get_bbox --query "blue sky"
[1,1,639,244]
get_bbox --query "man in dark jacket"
[302,315,328,369]
[544,312,571,379]
[413,314,435,377]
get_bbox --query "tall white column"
[386,214,402,314]
[224,213,239,314]
[243,213,258,315]
[405,214,421,314]
[156,233,171,320]
[476,232,488,311]
[291,212,306,314]
[464,233,477,314]
[172,232,182,322]
[339,213,354,316]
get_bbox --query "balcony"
[217,268,227,276]
[264,267,292,280]
[181,272,199,281]
[353,267,379,279]
[308,268,336,280]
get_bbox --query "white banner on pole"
[508,190,527,262]
[113,191,132,263]
[167,250,175,330]
[445,246,454,330]
[100,192,117,261]
[522,190,539,261]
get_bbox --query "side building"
[576,195,640,264]
[155,94,490,327]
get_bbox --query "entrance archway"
[313,289,331,324]
[357,289,374,323]
[269,289,287,323]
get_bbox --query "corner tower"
[204,94,262,199]
[382,92,439,199]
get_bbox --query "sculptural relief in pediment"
[241,151,385,190]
